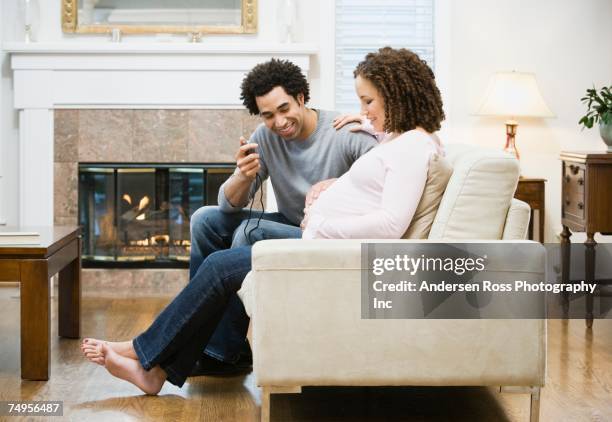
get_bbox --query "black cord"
[243,173,265,244]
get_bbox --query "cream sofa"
[240,144,546,422]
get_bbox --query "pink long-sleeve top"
[302,129,443,239]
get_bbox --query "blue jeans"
[133,247,252,387]
[189,206,302,363]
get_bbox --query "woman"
[302,46,444,239]
[81,47,445,395]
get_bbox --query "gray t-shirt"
[218,109,378,225]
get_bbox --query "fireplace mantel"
[3,42,318,55]
[5,42,317,225]
[5,42,317,109]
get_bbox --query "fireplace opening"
[78,163,234,268]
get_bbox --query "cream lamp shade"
[477,71,554,118]
[476,71,554,160]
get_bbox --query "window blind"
[335,0,435,112]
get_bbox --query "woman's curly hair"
[354,47,445,133]
[240,59,310,115]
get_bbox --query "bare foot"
[81,344,106,366]
[81,338,138,364]
[100,343,166,395]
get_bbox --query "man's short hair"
[240,59,310,115]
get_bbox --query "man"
[190,59,377,375]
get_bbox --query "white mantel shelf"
[7,41,317,226]
[2,42,318,55]
[6,42,317,107]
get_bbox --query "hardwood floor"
[0,286,610,421]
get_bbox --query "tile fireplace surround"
[54,108,261,229]
[6,42,316,295]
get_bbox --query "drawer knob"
[565,199,570,206]
[578,202,584,210]
[578,178,584,186]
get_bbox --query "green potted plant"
[579,85,612,151]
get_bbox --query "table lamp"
[476,71,554,160]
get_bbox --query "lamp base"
[504,120,519,160]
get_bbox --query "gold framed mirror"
[62,0,257,35]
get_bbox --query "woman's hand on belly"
[305,178,338,209]
[300,205,311,231]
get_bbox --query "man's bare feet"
[81,343,106,365]
[100,343,166,395]
[81,338,138,365]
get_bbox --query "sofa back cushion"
[428,144,520,240]
[402,153,453,239]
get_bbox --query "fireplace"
[6,44,312,294]
[78,163,233,268]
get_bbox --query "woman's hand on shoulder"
[332,113,366,132]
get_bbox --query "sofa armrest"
[251,238,538,270]
[238,239,363,317]
[239,238,541,316]
[252,239,362,271]
[503,198,531,240]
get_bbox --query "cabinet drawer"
[563,190,585,220]
[563,162,585,193]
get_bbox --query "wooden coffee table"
[0,226,81,380]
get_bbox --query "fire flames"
[128,236,191,247]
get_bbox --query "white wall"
[2,0,612,239]
[0,0,21,226]
[0,0,3,225]
[446,0,612,242]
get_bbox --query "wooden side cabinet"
[560,151,612,328]
[515,178,546,242]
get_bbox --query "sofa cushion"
[402,153,453,239]
[428,145,520,240]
